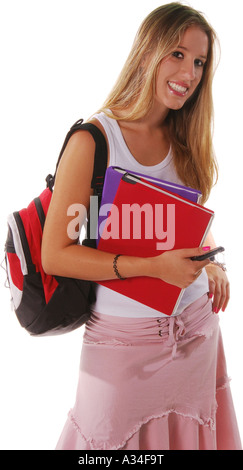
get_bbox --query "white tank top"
[91,112,209,318]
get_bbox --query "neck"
[137,103,169,130]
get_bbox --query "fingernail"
[209,293,213,299]
[203,246,211,251]
[213,307,219,314]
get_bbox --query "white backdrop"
[0,0,242,450]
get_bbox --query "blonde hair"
[99,2,219,203]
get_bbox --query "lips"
[168,81,189,96]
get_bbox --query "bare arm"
[41,130,211,288]
[41,130,152,281]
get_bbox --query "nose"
[181,58,196,81]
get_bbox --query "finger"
[198,258,212,269]
[190,257,212,274]
[208,279,215,300]
[222,282,230,312]
[212,281,223,313]
[217,284,227,312]
[213,276,230,313]
[183,246,211,259]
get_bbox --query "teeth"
[168,81,188,93]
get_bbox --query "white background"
[0,0,242,450]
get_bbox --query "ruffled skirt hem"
[55,296,242,451]
[56,383,241,450]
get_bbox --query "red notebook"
[97,173,214,316]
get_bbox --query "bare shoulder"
[59,116,108,172]
[63,128,96,162]
[54,116,109,190]
[55,129,96,183]
[46,127,98,221]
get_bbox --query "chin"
[167,102,186,111]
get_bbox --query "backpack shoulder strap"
[80,122,107,192]
[46,119,107,192]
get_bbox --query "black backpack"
[4,119,107,336]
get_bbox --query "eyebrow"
[178,45,207,60]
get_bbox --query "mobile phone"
[191,246,225,262]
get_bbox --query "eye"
[171,51,184,59]
[194,58,205,68]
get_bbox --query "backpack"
[4,119,107,336]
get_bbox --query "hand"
[205,263,230,313]
[151,247,212,289]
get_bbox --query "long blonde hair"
[99,2,219,203]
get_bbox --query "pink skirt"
[56,295,242,450]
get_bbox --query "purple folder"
[96,166,202,245]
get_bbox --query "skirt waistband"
[84,295,219,359]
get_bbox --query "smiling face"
[154,26,209,112]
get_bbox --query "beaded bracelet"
[210,252,227,271]
[113,254,126,280]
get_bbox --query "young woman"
[42,3,242,450]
